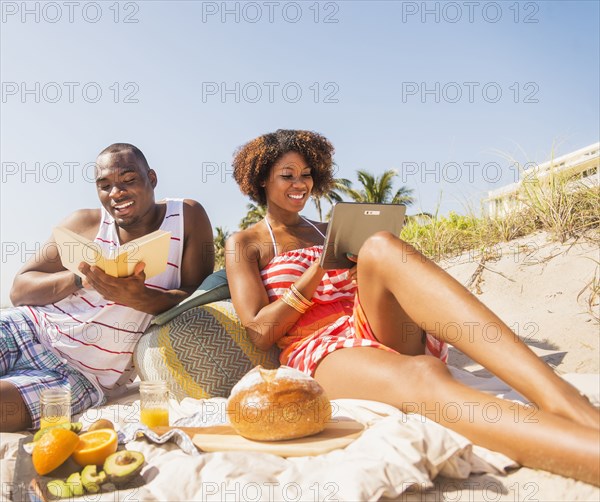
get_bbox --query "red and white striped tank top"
[22,199,184,399]
[260,217,358,356]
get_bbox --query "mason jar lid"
[40,387,71,402]
[140,380,168,391]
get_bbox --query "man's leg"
[1,309,34,430]
[0,309,103,431]
[0,380,32,431]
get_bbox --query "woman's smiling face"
[263,151,313,212]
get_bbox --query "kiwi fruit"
[87,418,115,432]
[33,422,82,442]
[46,480,71,499]
[66,472,84,497]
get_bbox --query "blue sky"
[1,0,599,305]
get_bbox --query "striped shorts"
[0,308,102,428]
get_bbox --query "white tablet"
[319,202,407,269]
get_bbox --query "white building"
[486,142,599,218]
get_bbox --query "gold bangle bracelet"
[281,296,306,314]
[289,289,310,310]
[281,290,308,314]
[286,291,308,312]
[290,284,314,307]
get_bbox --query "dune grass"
[401,177,599,262]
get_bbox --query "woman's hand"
[346,253,358,284]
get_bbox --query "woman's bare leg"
[314,348,600,486]
[355,232,599,430]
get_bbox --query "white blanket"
[2,369,598,502]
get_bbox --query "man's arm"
[10,209,101,306]
[79,199,215,315]
[178,199,215,294]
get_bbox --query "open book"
[53,226,172,279]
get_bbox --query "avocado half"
[81,464,107,494]
[103,451,145,485]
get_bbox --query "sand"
[443,231,599,375]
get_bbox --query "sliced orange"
[32,428,80,475]
[71,428,118,466]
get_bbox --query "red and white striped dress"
[260,217,448,376]
[21,199,184,400]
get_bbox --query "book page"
[53,226,105,277]
[116,230,172,278]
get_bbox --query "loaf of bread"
[226,366,332,441]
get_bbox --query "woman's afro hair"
[232,129,335,206]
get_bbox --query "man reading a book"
[1,143,215,431]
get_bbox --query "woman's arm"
[225,231,325,351]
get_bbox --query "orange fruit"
[32,428,80,475]
[71,428,118,466]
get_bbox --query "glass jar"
[40,388,71,429]
[139,380,170,428]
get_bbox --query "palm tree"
[213,226,230,270]
[239,203,267,230]
[312,178,353,221]
[344,169,415,206]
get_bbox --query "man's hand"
[79,261,148,308]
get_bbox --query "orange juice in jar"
[140,408,170,428]
[39,415,70,429]
[39,388,71,429]
[140,381,169,428]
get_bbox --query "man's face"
[95,150,157,229]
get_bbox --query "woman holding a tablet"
[225,129,599,485]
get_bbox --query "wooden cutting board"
[153,420,365,457]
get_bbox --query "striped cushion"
[134,301,280,400]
